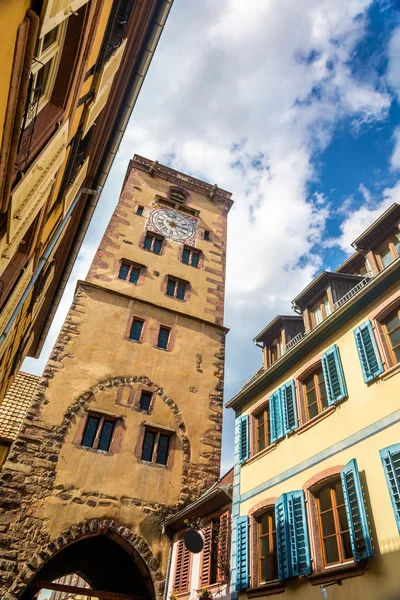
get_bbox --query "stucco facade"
[0,157,232,600]
[228,206,400,600]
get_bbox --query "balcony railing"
[333,276,371,311]
[284,332,304,353]
[15,74,42,173]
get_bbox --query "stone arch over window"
[168,186,189,204]
[6,518,163,600]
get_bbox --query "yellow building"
[227,203,400,599]
[0,0,173,404]
[0,156,232,600]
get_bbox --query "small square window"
[181,246,200,268]
[144,233,163,254]
[118,261,143,284]
[139,390,152,411]
[166,277,187,300]
[118,263,130,280]
[81,415,115,452]
[157,326,170,350]
[204,230,210,241]
[129,318,144,342]
[141,430,156,462]
[136,205,144,216]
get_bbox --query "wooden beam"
[30,580,145,600]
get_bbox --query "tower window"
[157,326,170,350]
[169,189,187,204]
[204,230,210,241]
[182,247,200,267]
[139,390,153,411]
[144,233,163,254]
[81,415,116,452]
[129,318,144,342]
[136,205,144,216]
[166,277,187,300]
[141,427,172,465]
[118,261,143,284]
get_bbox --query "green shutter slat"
[166,279,175,297]
[286,491,311,576]
[380,444,400,533]
[118,263,130,280]
[239,415,249,463]
[192,252,199,267]
[321,344,347,405]
[282,380,298,434]
[341,458,373,561]
[275,494,290,581]
[354,321,384,383]
[129,267,140,284]
[270,389,285,443]
[236,516,249,591]
[182,249,190,264]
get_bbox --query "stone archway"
[6,519,164,600]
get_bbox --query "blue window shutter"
[239,415,249,463]
[192,252,200,267]
[270,389,284,443]
[157,327,170,349]
[144,235,152,251]
[118,263,130,280]
[130,319,144,342]
[129,267,140,284]
[281,380,298,434]
[177,282,186,300]
[182,248,190,264]
[98,420,115,451]
[153,238,162,254]
[341,459,373,561]
[81,415,100,448]
[380,444,400,533]
[236,516,249,591]
[354,321,384,383]
[275,494,290,581]
[166,278,175,297]
[286,491,311,576]
[321,344,347,405]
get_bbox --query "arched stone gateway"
[6,519,163,600]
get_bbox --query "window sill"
[247,581,285,597]
[295,405,336,435]
[245,443,277,466]
[307,561,364,585]
[140,459,169,469]
[380,362,400,381]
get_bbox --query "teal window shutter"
[321,344,347,405]
[286,491,311,576]
[239,415,249,463]
[270,389,285,443]
[275,494,291,581]
[380,444,400,533]
[236,516,249,590]
[341,458,373,561]
[354,321,384,383]
[281,380,298,434]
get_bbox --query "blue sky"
[24,0,400,474]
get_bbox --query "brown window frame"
[140,426,173,467]
[382,304,400,366]
[118,260,144,284]
[256,508,278,585]
[80,412,118,453]
[199,510,230,588]
[266,332,283,367]
[254,404,270,454]
[310,295,331,328]
[143,232,164,254]
[302,366,328,422]
[376,230,400,271]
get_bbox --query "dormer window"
[311,295,331,327]
[169,188,187,204]
[377,232,400,270]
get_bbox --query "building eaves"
[352,203,400,251]
[292,271,364,311]
[254,315,303,344]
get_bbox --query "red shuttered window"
[200,510,230,587]
[174,537,191,593]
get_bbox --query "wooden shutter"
[354,321,384,383]
[62,156,89,217]
[321,344,347,405]
[0,259,34,337]
[200,523,212,587]
[380,444,400,534]
[236,516,249,591]
[2,121,69,269]
[275,494,290,581]
[286,491,311,576]
[270,389,284,443]
[31,264,55,319]
[40,0,90,35]
[82,38,127,137]
[173,537,191,593]
[341,459,373,561]
[217,510,230,582]
[281,380,298,434]
[238,415,249,463]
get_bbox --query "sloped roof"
[0,371,39,441]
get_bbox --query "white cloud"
[23,0,394,468]
[391,127,400,170]
[388,25,400,101]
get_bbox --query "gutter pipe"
[34,0,173,357]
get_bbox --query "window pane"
[380,245,394,268]
[321,511,335,536]
[136,206,144,216]
[204,230,210,240]
[144,235,152,251]
[129,319,143,342]
[153,238,162,254]
[314,306,323,325]
[337,506,348,532]
[318,487,332,512]
[98,420,115,451]
[81,416,100,448]
[141,431,156,462]
[394,346,400,363]
[129,267,140,284]
[166,279,175,297]
[139,391,152,411]
[156,433,171,465]
[334,481,345,506]
[118,263,130,280]
[191,252,199,267]
[260,557,274,582]
[305,376,315,392]
[182,249,190,264]
[324,297,331,316]
[341,531,353,559]
[388,327,400,349]
[306,387,317,407]
[385,311,400,333]
[33,61,52,103]
[259,513,270,535]
[258,436,266,452]
[157,327,170,349]
[393,232,400,255]
[308,402,318,419]
[324,536,339,564]
[42,26,59,50]
[260,536,270,557]
[176,282,186,300]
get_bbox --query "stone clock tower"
[0,156,232,600]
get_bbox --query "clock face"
[150,209,196,242]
